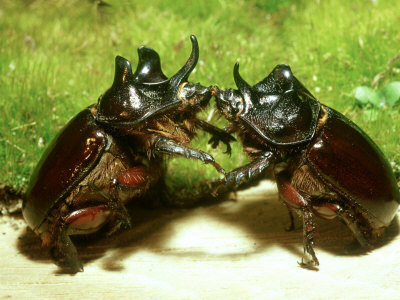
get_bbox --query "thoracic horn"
[112,56,134,87]
[233,62,252,103]
[169,35,199,88]
[133,46,168,83]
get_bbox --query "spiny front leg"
[274,164,319,269]
[224,152,275,185]
[152,135,225,174]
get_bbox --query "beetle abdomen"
[23,106,107,230]
[307,106,400,226]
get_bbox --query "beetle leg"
[152,135,225,174]
[195,119,236,155]
[274,166,319,268]
[281,200,296,231]
[300,206,319,268]
[307,196,371,247]
[224,152,276,185]
[49,219,84,273]
[105,180,134,236]
[334,206,369,247]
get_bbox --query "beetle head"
[178,81,212,111]
[215,63,320,146]
[214,87,243,122]
[96,35,210,130]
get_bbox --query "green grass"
[1,0,399,192]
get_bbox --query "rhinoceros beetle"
[213,63,400,268]
[23,35,234,272]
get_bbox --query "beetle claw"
[298,258,319,271]
[207,135,233,156]
[106,214,132,236]
[298,246,320,270]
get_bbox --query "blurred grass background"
[1,0,399,193]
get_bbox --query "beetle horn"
[233,62,252,100]
[133,46,168,83]
[112,56,134,87]
[169,35,199,87]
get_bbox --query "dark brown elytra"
[214,63,400,268]
[23,35,234,273]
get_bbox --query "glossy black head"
[96,35,211,129]
[215,63,320,146]
[179,81,212,110]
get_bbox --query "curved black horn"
[233,62,252,97]
[169,35,199,87]
[112,56,134,87]
[133,46,168,83]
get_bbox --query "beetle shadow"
[15,202,193,274]
[16,180,400,273]
[14,178,262,273]
[15,182,238,274]
[104,180,400,271]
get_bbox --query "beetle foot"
[298,240,320,270]
[298,253,319,271]
[106,215,132,236]
[195,119,235,155]
[50,233,84,273]
[208,135,233,155]
[182,148,226,174]
[213,162,226,175]
[153,135,226,174]
[299,206,320,269]
[223,152,275,186]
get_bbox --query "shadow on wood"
[15,180,400,273]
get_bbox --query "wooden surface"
[1,180,400,299]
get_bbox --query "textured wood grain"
[1,180,399,299]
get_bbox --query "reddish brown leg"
[275,165,319,268]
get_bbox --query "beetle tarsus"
[210,85,219,97]
[51,230,84,273]
[298,255,319,271]
[208,135,232,155]
[153,135,225,174]
[300,206,319,268]
[223,152,275,186]
[195,119,236,155]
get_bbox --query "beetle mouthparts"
[210,86,219,97]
